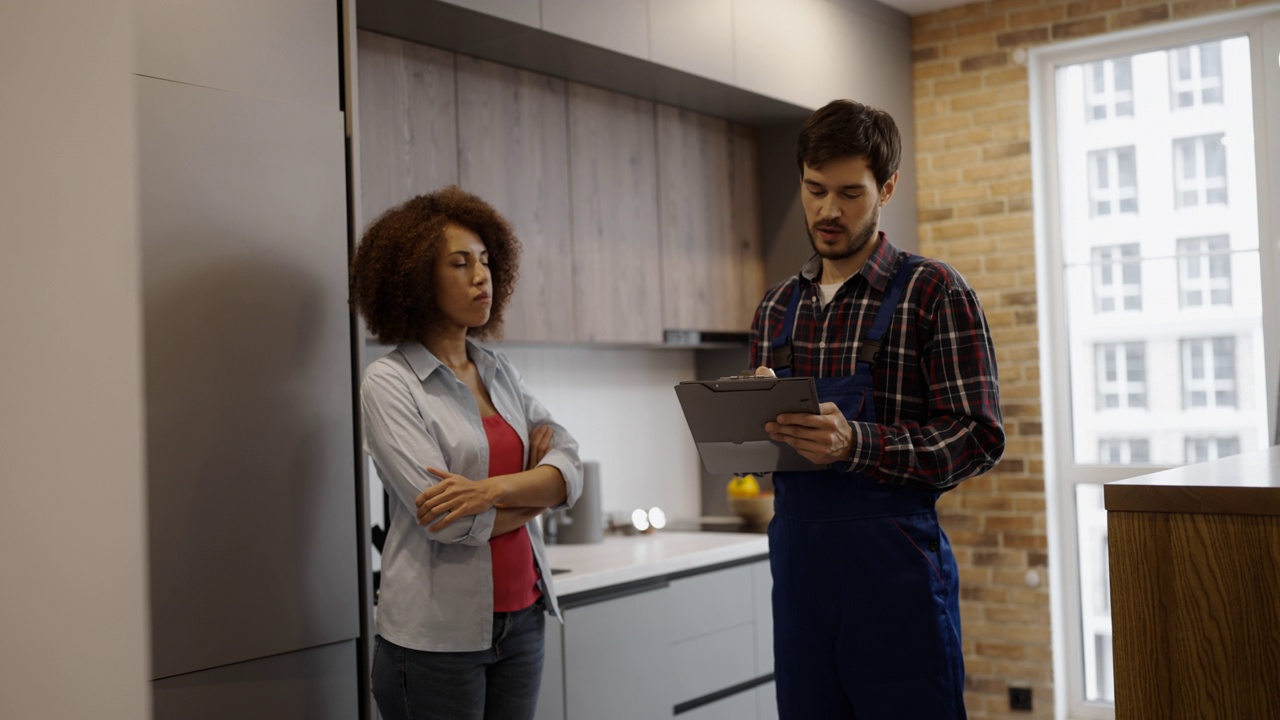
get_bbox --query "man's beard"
[806,205,879,261]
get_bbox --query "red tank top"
[484,413,542,612]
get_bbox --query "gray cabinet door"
[534,620,566,720]
[757,681,779,720]
[139,76,356,680]
[457,55,576,343]
[562,586,674,720]
[681,689,758,720]
[648,0,734,86]
[153,641,357,720]
[567,83,662,344]
[752,560,773,676]
[135,0,337,109]
[541,0,649,60]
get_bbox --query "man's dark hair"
[349,186,520,344]
[796,99,901,189]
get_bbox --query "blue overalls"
[768,255,967,719]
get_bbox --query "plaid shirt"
[750,235,1004,491]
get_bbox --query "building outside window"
[1088,146,1138,216]
[1085,58,1134,121]
[1182,337,1237,408]
[1092,243,1141,312]
[1032,12,1277,717]
[1170,41,1223,109]
[1096,342,1146,410]
[1178,235,1232,307]
[1173,134,1228,209]
[1185,436,1241,463]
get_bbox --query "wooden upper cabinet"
[356,31,458,232]
[658,106,759,333]
[730,122,765,330]
[456,56,576,343]
[567,84,662,344]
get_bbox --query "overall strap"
[856,254,922,373]
[768,278,804,377]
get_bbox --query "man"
[751,99,1004,719]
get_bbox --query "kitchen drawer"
[672,623,756,704]
[667,563,754,642]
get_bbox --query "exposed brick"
[919,206,955,222]
[914,24,957,46]
[984,140,1031,160]
[984,66,1030,87]
[933,220,984,241]
[1067,0,1124,17]
[1113,4,1172,28]
[915,60,961,81]
[1053,16,1108,38]
[961,52,1010,72]
[957,16,1010,38]
[937,73,985,95]
[997,26,1051,47]
[975,641,1027,659]
[914,46,941,62]
[1009,5,1067,29]
[956,200,1009,218]
[944,36,1000,58]
[944,128,993,148]
[1172,0,1233,17]
[991,0,1049,12]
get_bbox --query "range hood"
[663,329,751,347]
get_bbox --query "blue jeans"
[372,604,546,720]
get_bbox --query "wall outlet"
[1009,686,1033,711]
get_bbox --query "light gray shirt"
[361,340,582,652]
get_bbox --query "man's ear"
[879,171,899,206]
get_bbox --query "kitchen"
[5,1,1280,720]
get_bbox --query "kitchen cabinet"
[757,682,779,720]
[541,0,649,61]
[436,0,539,27]
[567,83,663,343]
[562,581,675,720]
[135,0,336,110]
[549,552,774,720]
[648,0,734,87]
[457,55,576,343]
[658,106,761,333]
[356,31,458,229]
[534,619,565,720]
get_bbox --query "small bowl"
[728,493,775,531]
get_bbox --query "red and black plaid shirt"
[749,234,1004,491]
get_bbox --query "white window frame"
[1030,8,1280,719]
[1087,146,1138,217]
[1085,58,1135,121]
[1173,134,1228,209]
[1177,235,1232,307]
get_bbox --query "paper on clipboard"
[674,376,825,474]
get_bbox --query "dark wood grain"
[566,83,662,344]
[1109,509,1280,719]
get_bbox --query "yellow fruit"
[727,474,761,498]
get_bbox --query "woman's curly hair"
[350,186,520,344]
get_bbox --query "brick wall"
[910,0,1270,717]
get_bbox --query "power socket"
[1009,686,1033,711]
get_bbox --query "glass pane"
[1056,34,1268,469]
[1076,484,1115,703]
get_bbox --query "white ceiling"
[878,0,976,17]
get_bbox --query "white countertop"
[545,531,769,597]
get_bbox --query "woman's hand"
[526,425,553,470]
[415,467,499,532]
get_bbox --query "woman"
[350,186,582,720]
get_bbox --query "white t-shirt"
[818,282,842,309]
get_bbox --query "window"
[1098,438,1150,464]
[1085,58,1134,121]
[1170,41,1224,108]
[1096,342,1146,410]
[1088,147,1138,216]
[1092,244,1141,312]
[1178,235,1232,307]
[1185,436,1241,463]
[1173,134,1228,209]
[1182,337,1237,408]
[1033,14,1278,718]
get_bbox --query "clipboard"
[674,376,825,474]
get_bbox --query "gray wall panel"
[135,0,338,109]
[139,75,357,680]
[153,641,358,720]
